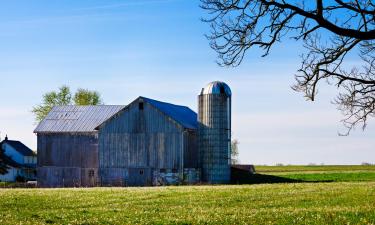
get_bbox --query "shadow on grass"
[230,168,334,184]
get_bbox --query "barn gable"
[98,97,198,186]
[96,96,197,131]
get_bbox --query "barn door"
[127,168,151,186]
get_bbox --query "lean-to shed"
[34,105,124,187]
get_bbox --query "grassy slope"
[255,165,375,173]
[253,165,375,182]
[1,183,375,225]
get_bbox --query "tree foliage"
[74,89,102,106]
[201,0,375,134]
[0,142,9,175]
[32,86,103,123]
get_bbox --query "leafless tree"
[201,0,375,134]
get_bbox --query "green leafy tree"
[32,85,72,123]
[74,89,102,105]
[32,86,103,123]
[231,139,239,165]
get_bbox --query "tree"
[32,86,103,122]
[231,139,239,164]
[32,85,72,123]
[0,142,9,175]
[201,0,375,134]
[74,89,102,106]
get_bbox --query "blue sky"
[0,0,374,165]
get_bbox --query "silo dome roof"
[201,81,231,96]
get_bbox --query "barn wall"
[183,130,198,168]
[37,133,99,187]
[99,98,198,186]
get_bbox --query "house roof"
[1,153,22,168]
[34,105,125,133]
[1,140,35,157]
[142,97,197,129]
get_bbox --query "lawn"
[255,165,375,174]
[1,165,375,224]
[255,165,375,182]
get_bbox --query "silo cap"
[200,81,231,96]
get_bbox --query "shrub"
[15,175,25,182]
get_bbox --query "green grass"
[255,165,375,174]
[251,165,375,183]
[2,165,375,224]
[278,172,375,182]
[1,183,375,224]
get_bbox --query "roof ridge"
[2,140,35,156]
[141,96,194,110]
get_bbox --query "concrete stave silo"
[198,81,231,184]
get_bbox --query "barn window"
[139,102,144,110]
[89,170,95,177]
[139,169,144,175]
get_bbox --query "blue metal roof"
[142,97,197,129]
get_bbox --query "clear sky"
[0,0,374,165]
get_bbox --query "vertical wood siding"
[37,133,99,187]
[99,98,198,186]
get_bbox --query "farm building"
[34,81,232,187]
[34,105,124,187]
[0,136,37,182]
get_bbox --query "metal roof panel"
[34,105,125,133]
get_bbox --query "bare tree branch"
[201,0,375,134]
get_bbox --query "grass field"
[255,165,375,183]
[256,165,375,173]
[1,165,375,224]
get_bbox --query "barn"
[97,97,199,186]
[34,105,124,187]
[35,81,232,187]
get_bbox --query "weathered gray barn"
[35,81,232,187]
[34,105,124,187]
[97,97,199,186]
[34,97,199,187]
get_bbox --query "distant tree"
[74,89,102,105]
[201,0,375,134]
[231,139,240,164]
[0,143,9,175]
[32,86,103,122]
[32,85,72,123]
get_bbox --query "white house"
[0,136,37,182]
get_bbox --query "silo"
[198,81,231,184]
